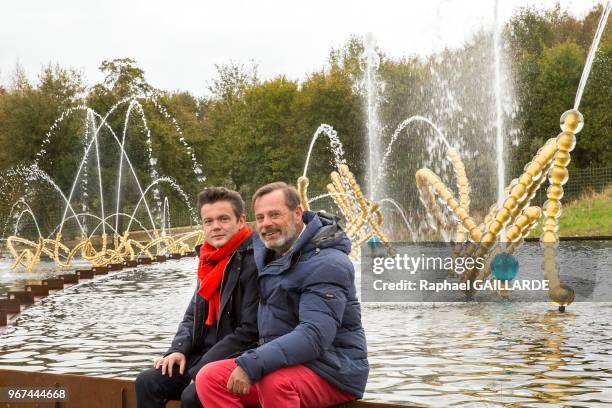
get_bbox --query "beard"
[260,221,299,254]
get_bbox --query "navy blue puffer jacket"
[235,211,369,398]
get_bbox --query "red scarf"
[197,226,252,326]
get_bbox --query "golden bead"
[489,220,503,235]
[541,230,559,244]
[447,198,459,210]
[547,184,564,200]
[543,218,558,232]
[557,131,576,152]
[506,226,520,242]
[297,176,309,189]
[519,173,533,186]
[481,232,496,244]
[543,143,557,158]
[548,166,569,185]
[439,189,452,201]
[470,228,482,242]
[510,184,527,201]
[549,284,575,306]
[503,196,518,211]
[534,154,551,168]
[464,219,477,231]
[510,206,522,219]
[497,208,512,225]
[433,181,445,192]
[524,162,542,181]
[514,215,529,229]
[456,207,469,221]
[544,199,562,219]
[555,150,571,167]
[524,207,541,220]
[560,109,583,134]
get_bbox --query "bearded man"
[135,187,259,408]
[195,182,369,408]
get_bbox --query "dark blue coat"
[166,238,259,379]
[235,211,369,398]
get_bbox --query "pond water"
[0,241,611,407]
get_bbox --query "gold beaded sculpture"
[8,229,203,272]
[414,109,583,307]
[297,164,393,260]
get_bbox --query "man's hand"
[153,352,186,378]
[227,365,252,395]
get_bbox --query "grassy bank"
[530,184,612,238]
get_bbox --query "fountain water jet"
[574,1,611,110]
[375,115,452,187]
[302,124,346,179]
[362,33,385,201]
[379,198,416,240]
[493,0,506,211]
[3,98,205,271]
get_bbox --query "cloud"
[0,0,601,95]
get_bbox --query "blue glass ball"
[367,235,382,248]
[491,253,519,281]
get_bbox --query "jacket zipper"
[216,252,237,331]
[193,281,198,345]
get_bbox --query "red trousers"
[195,359,355,408]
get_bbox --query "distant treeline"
[0,4,609,231]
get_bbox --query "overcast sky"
[0,0,602,96]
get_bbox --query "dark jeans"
[135,367,202,408]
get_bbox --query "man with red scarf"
[136,187,259,408]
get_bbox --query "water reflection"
[0,259,194,378]
[0,257,91,295]
[363,302,612,406]
[0,243,611,407]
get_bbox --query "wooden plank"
[60,274,79,284]
[7,290,34,305]
[0,298,20,314]
[0,369,410,407]
[92,266,109,275]
[76,269,94,279]
[25,284,49,297]
[43,278,64,290]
